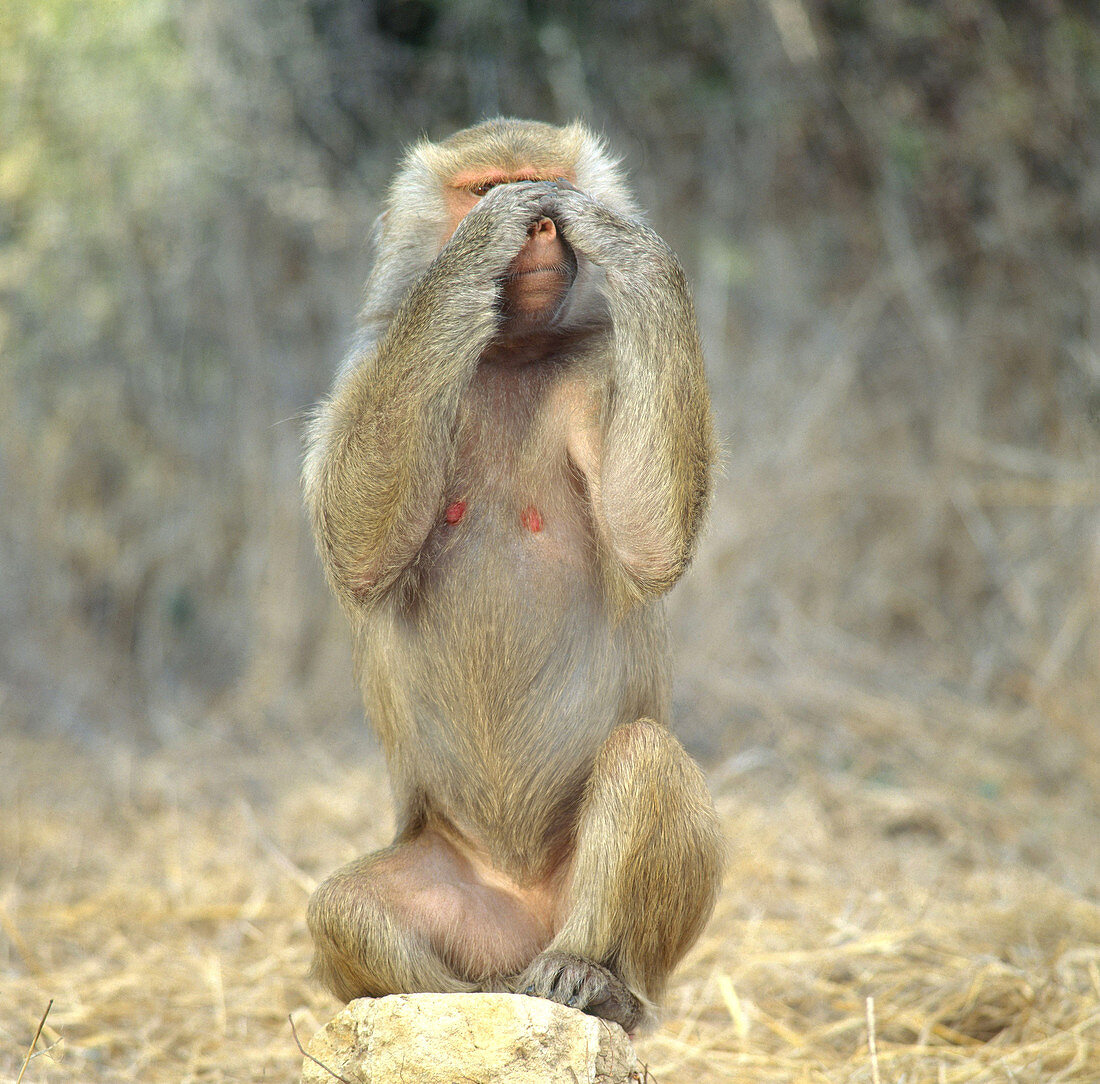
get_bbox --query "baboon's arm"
[552,189,716,603]
[303,185,549,605]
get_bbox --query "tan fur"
[303,119,721,1032]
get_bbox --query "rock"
[300,992,641,1084]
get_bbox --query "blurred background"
[3,2,1100,1080]
[3,0,1097,769]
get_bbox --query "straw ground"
[3,670,1098,1083]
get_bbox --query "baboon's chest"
[420,362,597,595]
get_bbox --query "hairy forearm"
[553,196,715,598]
[304,255,498,604]
[600,252,714,592]
[304,182,557,604]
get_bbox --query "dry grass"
[3,698,1097,1084]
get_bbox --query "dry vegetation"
[3,723,1099,1083]
[2,0,1099,1081]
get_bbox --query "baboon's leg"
[520,719,722,1031]
[308,829,552,1002]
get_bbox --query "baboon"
[303,119,721,1033]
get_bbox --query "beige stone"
[301,992,641,1084]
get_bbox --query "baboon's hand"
[519,949,643,1033]
[540,183,672,276]
[445,180,560,282]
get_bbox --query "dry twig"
[289,1013,352,1084]
[16,999,54,1084]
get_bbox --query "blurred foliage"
[0,0,1097,746]
[3,0,198,379]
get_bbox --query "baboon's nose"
[529,216,557,239]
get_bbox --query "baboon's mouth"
[507,265,574,281]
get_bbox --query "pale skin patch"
[557,372,603,486]
[383,827,566,982]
